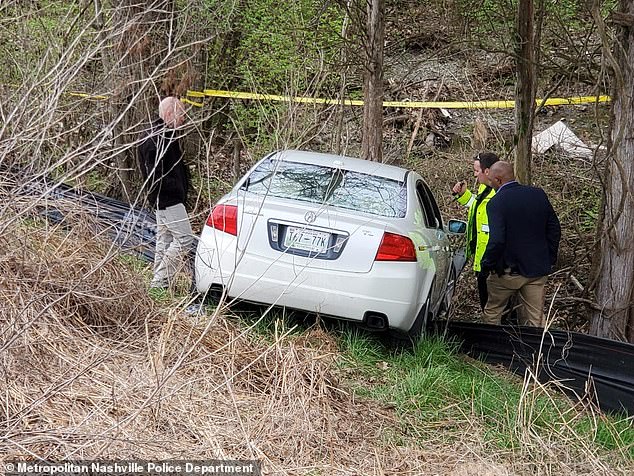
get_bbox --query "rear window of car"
[242,159,407,218]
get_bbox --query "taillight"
[375,232,417,262]
[206,204,238,236]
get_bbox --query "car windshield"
[242,159,407,218]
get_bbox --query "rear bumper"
[195,241,430,332]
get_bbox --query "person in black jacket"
[138,97,193,289]
[480,161,561,326]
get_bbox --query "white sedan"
[195,150,465,339]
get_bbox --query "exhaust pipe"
[363,311,389,330]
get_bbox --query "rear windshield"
[242,159,407,218]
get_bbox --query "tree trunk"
[208,27,242,131]
[591,0,634,343]
[102,0,174,200]
[514,0,536,184]
[361,0,384,162]
[232,135,242,182]
[335,1,352,155]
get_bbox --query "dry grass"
[0,0,629,473]
[0,202,475,473]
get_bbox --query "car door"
[414,179,451,311]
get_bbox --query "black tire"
[389,292,433,346]
[200,283,226,306]
[439,265,457,319]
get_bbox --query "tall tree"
[590,1,634,342]
[99,0,176,200]
[361,0,384,162]
[514,0,537,184]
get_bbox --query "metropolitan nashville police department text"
[15,461,257,474]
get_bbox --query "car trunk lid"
[237,196,388,273]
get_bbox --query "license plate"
[284,226,329,253]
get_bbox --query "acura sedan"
[195,150,465,339]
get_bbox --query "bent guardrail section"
[439,321,634,415]
[17,177,157,262]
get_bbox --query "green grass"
[117,253,150,275]
[116,252,199,307]
[336,329,634,458]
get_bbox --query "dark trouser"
[475,271,488,310]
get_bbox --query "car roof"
[266,149,409,182]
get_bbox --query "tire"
[439,265,457,319]
[389,292,433,346]
[200,283,226,305]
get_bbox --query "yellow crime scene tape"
[197,89,610,109]
[67,91,110,100]
[60,86,609,109]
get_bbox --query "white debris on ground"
[532,120,604,158]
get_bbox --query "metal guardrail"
[19,177,157,262]
[437,321,634,415]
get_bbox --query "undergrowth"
[337,328,634,461]
[196,302,634,465]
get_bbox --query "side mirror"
[448,219,467,235]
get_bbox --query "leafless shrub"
[0,213,475,472]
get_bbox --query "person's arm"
[481,198,505,274]
[455,188,474,208]
[137,137,155,180]
[545,196,561,268]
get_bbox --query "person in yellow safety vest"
[452,151,500,310]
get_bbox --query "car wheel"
[200,283,226,305]
[439,265,457,318]
[390,291,433,345]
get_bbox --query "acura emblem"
[304,211,317,223]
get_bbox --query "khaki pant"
[482,273,548,327]
[152,203,194,288]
